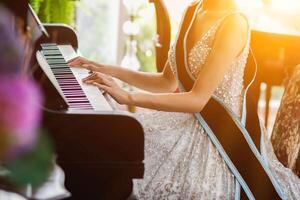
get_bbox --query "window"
[76,0,121,64]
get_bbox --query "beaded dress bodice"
[168,16,250,115]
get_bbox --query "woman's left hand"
[83,72,132,105]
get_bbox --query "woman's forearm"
[129,91,206,113]
[101,65,177,93]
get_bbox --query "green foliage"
[30,0,43,14]
[29,0,76,26]
[5,132,54,187]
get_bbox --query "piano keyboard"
[36,44,113,111]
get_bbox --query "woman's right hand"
[68,56,102,72]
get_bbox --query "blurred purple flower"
[0,76,43,158]
[0,6,44,160]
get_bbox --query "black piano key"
[55,75,77,78]
[42,46,60,51]
[52,72,73,75]
[64,93,85,96]
[62,94,86,98]
[64,93,86,96]
[64,93,85,97]
[51,67,71,70]
[58,81,80,85]
[49,62,68,65]
[61,89,83,92]
[67,101,89,104]
[63,91,85,95]
[47,58,65,61]
[69,105,93,108]
[56,78,77,81]
[67,102,90,105]
[50,68,70,72]
[47,60,67,65]
[42,46,59,50]
[61,90,82,93]
[52,71,73,75]
[42,50,61,55]
[67,97,90,100]
[51,68,72,71]
[45,59,65,63]
[65,97,87,100]
[61,88,84,91]
[61,86,82,89]
[53,71,73,74]
[63,89,83,92]
[42,48,60,51]
[41,43,57,47]
[44,56,65,59]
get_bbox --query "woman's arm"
[68,57,178,93]
[105,62,178,93]
[85,14,249,113]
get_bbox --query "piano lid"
[27,4,49,43]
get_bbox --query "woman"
[69,0,300,199]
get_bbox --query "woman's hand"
[68,56,102,72]
[83,72,132,105]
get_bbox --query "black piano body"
[27,6,145,200]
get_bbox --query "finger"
[95,73,113,87]
[68,56,80,63]
[82,64,90,69]
[82,64,97,71]
[85,77,107,86]
[93,82,111,93]
[84,80,94,85]
[84,78,104,85]
[69,61,82,67]
[82,73,97,82]
[68,58,81,65]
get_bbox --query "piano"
[26,5,144,199]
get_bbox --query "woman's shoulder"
[219,12,249,32]
[210,12,250,58]
[214,12,250,46]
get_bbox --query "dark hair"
[0,0,29,30]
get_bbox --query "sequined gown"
[132,14,300,200]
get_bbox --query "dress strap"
[191,94,286,199]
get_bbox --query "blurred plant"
[0,78,53,187]
[0,7,53,189]
[30,0,76,26]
